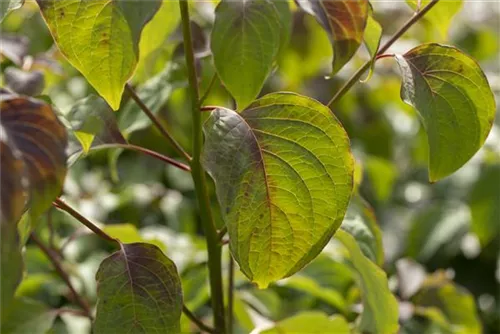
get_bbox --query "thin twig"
[86,143,191,172]
[200,105,218,112]
[31,233,93,320]
[183,305,216,334]
[125,83,191,161]
[375,53,395,60]
[47,209,55,250]
[227,254,235,334]
[199,73,218,106]
[53,198,118,245]
[217,226,227,243]
[327,0,440,107]
[55,308,89,317]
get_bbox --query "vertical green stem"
[179,1,226,332]
[227,254,235,333]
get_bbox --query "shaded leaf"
[202,92,353,288]
[341,194,384,266]
[406,202,469,262]
[211,0,281,110]
[261,312,350,334]
[395,43,495,181]
[413,273,482,334]
[119,63,179,136]
[407,0,462,41]
[296,0,369,74]
[4,68,44,96]
[336,229,399,334]
[0,298,56,334]
[468,164,500,247]
[94,243,183,333]
[0,0,23,22]
[0,95,67,219]
[274,0,293,58]
[0,203,23,310]
[67,95,126,154]
[36,0,162,110]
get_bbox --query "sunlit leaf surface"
[395,43,495,181]
[203,92,353,288]
[211,0,281,110]
[36,0,161,109]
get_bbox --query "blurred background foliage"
[1,1,499,333]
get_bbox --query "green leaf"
[296,0,369,74]
[0,205,23,310]
[468,164,500,247]
[395,43,496,181]
[134,0,180,83]
[280,275,347,313]
[273,0,292,58]
[361,12,382,82]
[0,298,56,334]
[103,223,166,252]
[407,0,462,41]
[67,95,126,154]
[261,312,350,334]
[365,156,398,203]
[336,229,399,334]
[202,92,354,288]
[341,195,384,266]
[119,63,178,136]
[36,0,162,110]
[94,242,183,334]
[406,202,469,262]
[0,0,23,22]
[414,274,482,334]
[211,0,281,110]
[0,95,67,219]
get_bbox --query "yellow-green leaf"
[361,12,382,82]
[407,0,462,41]
[469,164,500,247]
[36,0,162,110]
[67,95,126,154]
[211,0,282,110]
[202,92,354,288]
[0,0,23,22]
[414,273,482,334]
[341,194,384,266]
[134,0,180,83]
[336,229,399,334]
[395,43,495,181]
[296,0,369,74]
[261,312,350,334]
[1,298,56,334]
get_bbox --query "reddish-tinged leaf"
[94,243,183,334]
[296,0,369,74]
[0,94,67,219]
